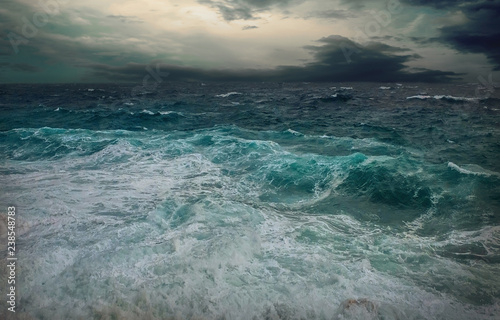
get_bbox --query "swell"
[2,126,498,233]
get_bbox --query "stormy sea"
[1,82,499,320]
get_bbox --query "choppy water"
[1,82,499,319]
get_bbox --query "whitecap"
[159,111,175,115]
[406,95,479,101]
[433,95,478,102]
[379,86,391,90]
[141,109,155,115]
[406,95,432,100]
[215,92,242,98]
[159,111,186,116]
[447,162,497,177]
[285,129,303,136]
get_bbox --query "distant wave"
[406,95,479,102]
[159,111,185,116]
[215,92,242,98]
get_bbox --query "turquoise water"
[0,83,499,319]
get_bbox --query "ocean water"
[0,82,499,319]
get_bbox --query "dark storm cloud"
[408,36,432,44]
[437,1,500,70]
[346,0,500,70]
[295,35,456,82]
[401,0,474,8]
[84,62,275,82]
[0,38,12,56]
[0,63,40,72]
[198,0,303,21]
[0,1,22,36]
[372,36,403,41]
[85,35,459,83]
[360,42,410,53]
[344,0,476,9]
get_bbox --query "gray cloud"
[217,5,254,20]
[402,0,474,8]
[242,25,259,30]
[305,9,354,20]
[340,0,367,9]
[107,15,144,23]
[198,0,303,21]
[342,0,475,9]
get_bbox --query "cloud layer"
[84,35,459,83]
[0,0,497,83]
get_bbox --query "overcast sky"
[1,0,499,83]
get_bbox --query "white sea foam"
[406,95,479,101]
[406,95,432,100]
[140,109,155,115]
[434,95,478,101]
[379,86,391,90]
[2,128,498,319]
[159,111,183,116]
[215,92,242,98]
[285,128,303,136]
